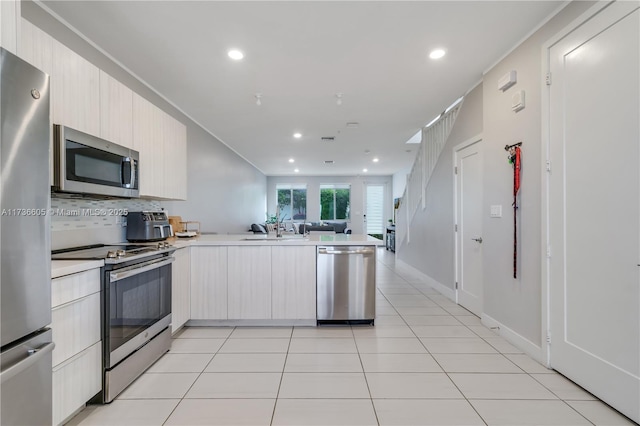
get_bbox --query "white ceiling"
[41,1,562,176]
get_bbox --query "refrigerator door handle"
[0,342,55,384]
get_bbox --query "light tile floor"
[68,249,636,426]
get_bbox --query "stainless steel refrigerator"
[0,47,54,425]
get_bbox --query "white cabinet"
[52,40,100,136]
[100,70,133,148]
[51,268,102,426]
[163,112,188,200]
[18,19,53,75]
[52,342,101,426]
[228,246,272,319]
[19,20,187,200]
[133,93,187,200]
[271,246,317,320]
[171,247,191,333]
[189,245,318,322]
[0,0,20,54]
[190,246,228,319]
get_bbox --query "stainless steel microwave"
[53,125,139,198]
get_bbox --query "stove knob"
[116,249,126,257]
[107,251,117,258]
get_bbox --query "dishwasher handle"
[318,247,375,255]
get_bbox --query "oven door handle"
[109,257,175,282]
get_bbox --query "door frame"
[453,134,483,307]
[540,0,616,369]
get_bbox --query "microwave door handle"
[121,157,132,188]
[130,159,136,189]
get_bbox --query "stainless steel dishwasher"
[317,246,376,324]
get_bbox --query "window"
[277,184,307,221]
[320,184,350,220]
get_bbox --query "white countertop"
[51,235,382,276]
[51,259,104,279]
[169,233,384,247]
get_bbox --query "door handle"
[471,237,483,243]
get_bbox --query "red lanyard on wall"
[505,143,522,279]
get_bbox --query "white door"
[548,2,639,422]
[364,184,385,236]
[455,139,483,316]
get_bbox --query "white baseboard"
[481,314,546,364]
[395,259,456,301]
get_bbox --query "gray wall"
[396,1,596,350]
[481,1,595,346]
[22,1,267,237]
[164,124,266,234]
[267,175,393,235]
[396,83,483,290]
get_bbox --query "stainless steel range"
[52,243,175,403]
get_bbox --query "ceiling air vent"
[321,136,335,142]
[324,160,335,165]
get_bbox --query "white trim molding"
[395,259,456,301]
[482,314,547,366]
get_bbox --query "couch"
[295,222,351,234]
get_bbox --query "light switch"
[490,205,502,218]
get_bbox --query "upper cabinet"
[100,71,133,148]
[133,93,187,200]
[18,19,187,200]
[163,110,187,200]
[0,0,20,54]
[133,93,164,198]
[19,19,53,76]
[52,41,100,136]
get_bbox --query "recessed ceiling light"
[294,168,299,173]
[288,158,295,163]
[429,49,446,60]
[363,168,368,173]
[293,133,302,139]
[228,49,244,60]
[372,158,379,163]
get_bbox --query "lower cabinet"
[271,246,316,320]
[171,247,191,333]
[189,245,317,322]
[190,246,228,319]
[228,246,272,319]
[51,268,101,426]
[52,342,101,426]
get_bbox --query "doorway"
[364,183,385,239]
[454,137,483,316]
[546,1,639,422]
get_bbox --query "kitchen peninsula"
[170,234,383,328]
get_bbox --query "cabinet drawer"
[52,292,101,366]
[52,269,100,308]
[52,341,101,426]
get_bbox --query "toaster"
[126,211,173,242]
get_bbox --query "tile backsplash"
[51,196,162,249]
